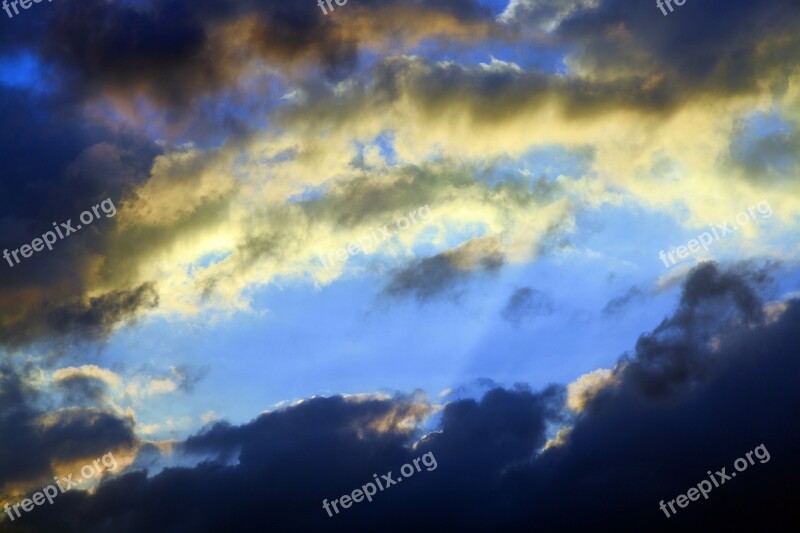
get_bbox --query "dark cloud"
[0,80,161,351]
[383,239,505,301]
[726,124,800,184]
[516,268,798,530]
[602,285,645,317]
[39,0,800,146]
[0,0,495,168]
[501,287,554,326]
[170,365,210,394]
[37,409,136,463]
[2,263,797,531]
[613,262,772,398]
[336,0,798,123]
[0,386,562,532]
[258,0,799,132]
[45,282,159,338]
[384,254,470,301]
[0,85,159,233]
[375,56,683,122]
[557,0,800,99]
[0,282,159,349]
[53,375,110,407]
[290,51,761,135]
[0,367,137,494]
[676,261,770,326]
[2,0,494,114]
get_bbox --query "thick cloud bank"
[2,263,797,532]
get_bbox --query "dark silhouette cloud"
[502,287,554,325]
[0,283,159,350]
[3,0,493,113]
[53,375,110,407]
[2,263,797,532]
[0,81,161,351]
[383,239,505,301]
[0,367,137,494]
[558,0,800,100]
[726,124,800,184]
[170,365,210,394]
[602,285,645,317]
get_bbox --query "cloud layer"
[1,264,797,531]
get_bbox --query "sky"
[0,0,798,531]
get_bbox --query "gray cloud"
[0,367,137,495]
[601,286,645,317]
[3,264,799,531]
[383,239,505,302]
[0,282,159,350]
[501,287,554,326]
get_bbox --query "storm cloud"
[1,264,796,531]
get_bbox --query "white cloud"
[52,365,123,389]
[146,378,179,396]
[200,410,219,424]
[566,368,617,413]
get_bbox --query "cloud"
[51,372,115,408]
[43,282,158,338]
[499,0,598,31]
[145,378,178,396]
[0,283,159,349]
[52,366,123,389]
[122,364,209,400]
[501,287,554,326]
[0,82,162,351]
[0,367,138,506]
[383,236,505,301]
[169,365,210,393]
[108,153,575,316]
[271,51,798,247]
[601,285,645,316]
[2,0,797,354]
[724,119,800,185]
[23,0,496,117]
[200,411,218,425]
[558,0,800,95]
[565,367,616,412]
[2,263,797,530]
